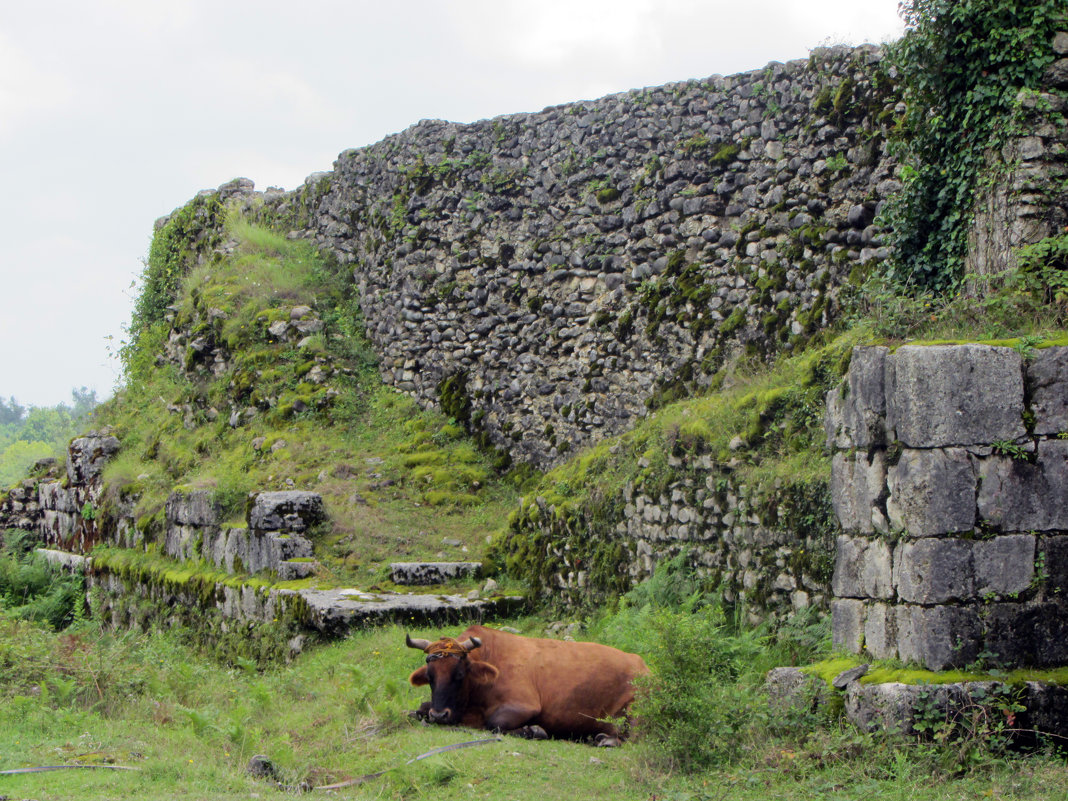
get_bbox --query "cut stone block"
[166,489,220,527]
[978,441,1068,531]
[863,602,898,660]
[831,598,865,652]
[982,601,1068,668]
[1029,347,1068,435]
[390,562,482,585]
[973,534,1034,597]
[248,491,325,532]
[886,448,976,536]
[894,604,980,670]
[893,538,974,604]
[830,451,887,534]
[886,345,1025,447]
[832,535,893,599]
[825,346,889,449]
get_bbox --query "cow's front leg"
[409,701,433,721]
[485,703,542,737]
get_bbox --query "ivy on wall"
[883,0,1066,292]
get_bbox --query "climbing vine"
[883,0,1065,292]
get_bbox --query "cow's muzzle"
[428,707,454,724]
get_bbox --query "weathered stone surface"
[166,489,220,527]
[978,440,1068,531]
[894,604,980,670]
[66,432,120,484]
[831,598,865,652]
[1029,347,1068,435]
[765,666,834,716]
[983,601,1068,668]
[973,534,1034,597]
[863,602,898,660]
[1045,58,1068,89]
[390,562,482,585]
[832,535,892,599]
[248,491,325,532]
[893,538,974,604]
[1042,535,1068,597]
[886,448,976,536]
[825,346,889,449]
[886,345,1025,447]
[846,681,990,737]
[298,588,525,637]
[830,451,887,534]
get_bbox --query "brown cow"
[405,624,649,745]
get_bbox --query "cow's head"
[406,633,499,724]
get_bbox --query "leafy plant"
[883,0,1065,291]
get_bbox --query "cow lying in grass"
[405,624,648,746]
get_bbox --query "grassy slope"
[94,215,522,591]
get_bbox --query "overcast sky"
[0,0,905,408]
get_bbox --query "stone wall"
[244,45,901,469]
[500,453,838,622]
[826,344,1068,670]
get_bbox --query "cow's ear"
[409,666,430,686]
[467,661,499,687]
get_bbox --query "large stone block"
[66,433,120,485]
[1028,347,1068,435]
[885,345,1025,447]
[1042,535,1068,597]
[830,451,887,534]
[863,602,898,660]
[248,491,326,532]
[895,604,980,670]
[973,534,1034,597]
[978,440,1068,531]
[893,538,974,604]
[886,448,976,536]
[982,601,1068,668]
[166,489,220,527]
[825,346,889,449]
[831,598,865,652]
[832,535,893,599]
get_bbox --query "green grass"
[0,612,1065,801]
[94,216,521,589]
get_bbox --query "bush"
[0,532,84,630]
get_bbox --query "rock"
[390,562,482,585]
[886,448,976,536]
[66,433,120,484]
[886,345,1025,447]
[1028,347,1068,435]
[247,491,325,532]
[832,535,892,599]
[978,441,1068,531]
[830,451,887,535]
[246,754,278,780]
[832,663,869,689]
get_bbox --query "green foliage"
[0,531,85,630]
[126,194,225,372]
[883,0,1066,291]
[0,388,98,487]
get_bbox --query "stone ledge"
[390,561,482,585]
[767,667,1068,745]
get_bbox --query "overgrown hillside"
[96,208,525,587]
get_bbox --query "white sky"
[0,0,905,408]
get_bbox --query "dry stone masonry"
[826,344,1068,671]
[242,45,903,469]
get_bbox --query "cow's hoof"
[594,733,621,748]
[516,725,548,740]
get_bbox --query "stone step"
[390,561,482,585]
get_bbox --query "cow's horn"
[406,633,431,651]
[460,636,482,652]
